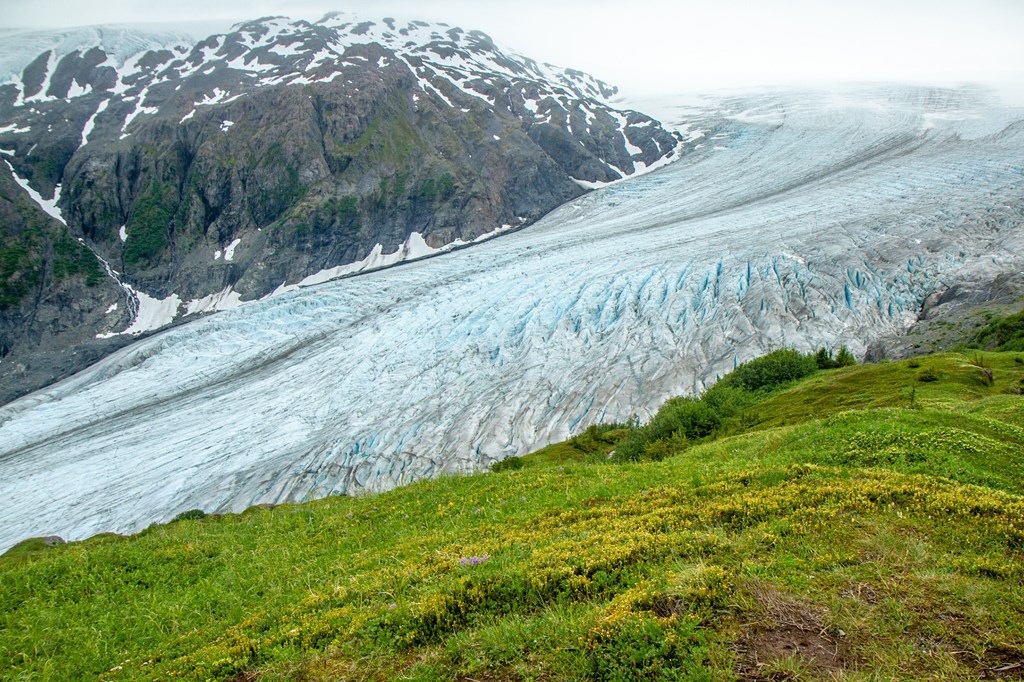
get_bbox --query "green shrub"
[171,509,207,522]
[0,243,41,309]
[917,368,940,383]
[614,350,818,463]
[700,383,756,417]
[436,172,454,199]
[721,349,817,393]
[585,614,712,681]
[641,433,687,462]
[569,422,631,452]
[51,232,103,286]
[491,456,525,472]
[614,398,721,463]
[650,398,721,442]
[972,309,1024,352]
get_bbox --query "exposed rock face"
[0,14,683,403]
[864,272,1024,361]
[0,163,132,404]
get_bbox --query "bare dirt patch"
[979,645,1024,680]
[735,581,848,680]
[736,623,846,680]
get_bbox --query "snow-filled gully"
[1,85,1023,550]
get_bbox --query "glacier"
[1,84,1023,551]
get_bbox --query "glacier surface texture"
[1,86,1023,550]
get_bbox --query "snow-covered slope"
[0,14,669,185]
[1,85,1023,550]
[0,24,196,83]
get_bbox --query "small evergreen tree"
[834,345,857,367]
[815,346,857,369]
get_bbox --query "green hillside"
[2,349,1023,681]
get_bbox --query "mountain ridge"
[0,13,684,403]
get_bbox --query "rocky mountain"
[0,14,683,403]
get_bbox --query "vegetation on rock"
[123,180,176,268]
[0,171,103,311]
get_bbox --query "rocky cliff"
[0,14,683,402]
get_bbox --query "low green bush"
[720,349,818,393]
[614,350,820,462]
[171,509,207,522]
[491,456,525,472]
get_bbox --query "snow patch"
[220,120,234,132]
[223,238,241,261]
[4,160,65,224]
[120,88,158,136]
[405,231,437,259]
[80,98,110,146]
[570,177,615,190]
[268,42,303,57]
[66,79,92,98]
[271,231,441,294]
[269,225,526,297]
[118,225,127,242]
[226,54,276,73]
[675,123,706,142]
[572,137,684,190]
[184,287,244,316]
[609,110,643,157]
[921,110,981,132]
[196,87,241,106]
[309,48,338,65]
[0,123,31,134]
[121,292,181,335]
[727,107,785,125]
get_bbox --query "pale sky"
[2,0,1023,94]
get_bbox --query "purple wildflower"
[459,554,490,567]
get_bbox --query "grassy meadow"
[2,343,1024,681]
